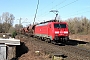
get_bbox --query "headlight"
[64,31,68,34]
[55,31,59,34]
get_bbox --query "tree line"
[0,12,23,34]
[0,12,15,33]
[66,16,90,35]
[0,12,90,35]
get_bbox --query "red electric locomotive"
[34,20,69,43]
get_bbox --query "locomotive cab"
[53,22,69,42]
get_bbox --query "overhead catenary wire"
[36,0,57,21]
[39,0,67,17]
[21,18,28,23]
[39,0,55,11]
[39,0,78,18]
[51,0,67,9]
[21,0,40,25]
[58,0,78,9]
[63,6,90,19]
[65,10,90,19]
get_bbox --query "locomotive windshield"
[54,24,66,28]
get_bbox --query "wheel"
[41,37,45,41]
[45,38,51,43]
[51,40,56,44]
[65,37,69,41]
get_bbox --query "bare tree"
[8,26,15,33]
[67,18,75,34]
[0,12,15,33]
[2,22,11,33]
[0,16,3,23]
[66,16,90,35]
[2,12,15,25]
[81,17,89,34]
[15,24,23,30]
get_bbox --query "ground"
[15,34,90,60]
[16,35,52,60]
[69,34,90,42]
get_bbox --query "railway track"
[32,37,90,60]
[19,34,90,60]
[57,45,90,60]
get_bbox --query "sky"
[0,0,90,27]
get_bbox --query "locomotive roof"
[36,21,67,27]
[35,20,67,27]
[37,20,58,24]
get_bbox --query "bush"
[11,31,17,38]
